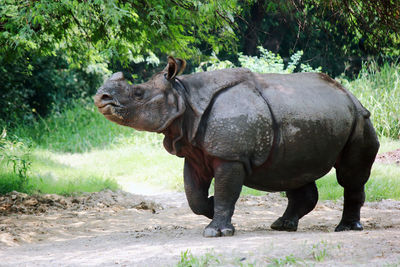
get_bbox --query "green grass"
[177,250,222,267]
[316,163,400,201]
[267,254,300,266]
[1,62,400,197]
[340,61,400,139]
[1,131,120,195]
[0,155,119,195]
[316,137,400,201]
[12,99,136,153]
[2,133,398,198]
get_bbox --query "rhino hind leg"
[334,119,379,232]
[271,182,318,231]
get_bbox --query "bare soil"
[0,189,399,266]
[376,148,400,165]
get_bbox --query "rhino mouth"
[97,102,115,114]
[97,102,125,121]
[99,105,125,124]
[97,102,119,110]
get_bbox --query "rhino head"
[94,57,187,132]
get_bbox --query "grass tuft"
[177,250,221,267]
[340,61,400,139]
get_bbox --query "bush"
[0,129,32,194]
[196,46,321,73]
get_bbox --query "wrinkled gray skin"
[94,56,379,237]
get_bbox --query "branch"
[215,9,239,31]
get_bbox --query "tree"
[0,0,239,66]
[236,0,400,75]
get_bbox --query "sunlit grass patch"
[0,157,119,195]
[316,163,400,201]
[29,174,118,196]
[30,137,183,193]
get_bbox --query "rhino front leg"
[203,161,245,237]
[184,160,214,219]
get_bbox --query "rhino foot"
[335,221,363,232]
[270,217,298,232]
[203,222,235,237]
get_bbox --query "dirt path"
[0,190,399,266]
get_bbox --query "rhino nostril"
[94,92,118,108]
[101,93,113,101]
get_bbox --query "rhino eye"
[133,88,144,99]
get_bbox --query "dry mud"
[0,189,399,266]
[376,148,400,165]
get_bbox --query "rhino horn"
[109,72,125,81]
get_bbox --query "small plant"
[267,254,299,266]
[310,240,328,262]
[176,249,221,267]
[0,129,32,192]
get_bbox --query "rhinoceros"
[94,56,379,237]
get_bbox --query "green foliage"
[340,61,400,139]
[195,52,235,72]
[0,0,240,128]
[0,129,32,193]
[238,47,321,73]
[1,0,240,66]
[236,0,400,76]
[0,54,106,129]
[196,47,321,73]
[318,0,400,56]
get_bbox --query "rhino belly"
[244,117,351,191]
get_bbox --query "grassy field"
[2,127,400,200]
[1,62,399,199]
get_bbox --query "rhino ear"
[110,72,125,81]
[165,56,186,80]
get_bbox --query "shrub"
[196,46,322,73]
[0,129,32,193]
